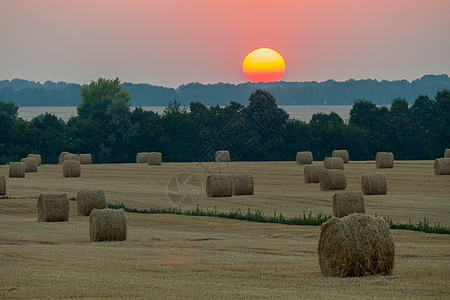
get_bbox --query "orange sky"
[1,0,449,87]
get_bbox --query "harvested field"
[0,161,449,298]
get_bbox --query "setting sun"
[242,48,286,83]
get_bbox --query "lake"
[17,105,353,123]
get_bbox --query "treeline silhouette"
[1,74,449,106]
[1,78,448,164]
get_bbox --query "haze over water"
[18,106,352,123]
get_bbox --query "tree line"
[1,74,449,106]
[0,78,449,164]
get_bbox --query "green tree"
[244,89,289,134]
[98,98,137,162]
[31,113,66,163]
[410,95,434,133]
[433,89,450,156]
[284,119,310,160]
[309,112,345,159]
[349,100,391,156]
[410,95,435,159]
[388,98,412,159]
[161,101,198,161]
[349,100,378,129]
[0,101,18,145]
[74,78,134,162]
[130,107,163,155]
[78,78,131,120]
[243,90,289,160]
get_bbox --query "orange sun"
[242,48,286,83]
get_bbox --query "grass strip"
[108,203,449,234]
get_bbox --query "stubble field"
[1,160,449,298]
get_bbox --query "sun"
[242,48,286,83]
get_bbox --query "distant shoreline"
[3,74,448,107]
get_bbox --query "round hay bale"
[319,169,347,191]
[90,208,127,242]
[0,176,5,195]
[37,193,69,222]
[64,153,80,162]
[434,158,450,175]
[374,217,396,274]
[206,175,233,197]
[9,162,25,178]
[63,160,81,178]
[376,152,394,168]
[231,175,254,195]
[445,149,450,158]
[332,150,349,163]
[147,152,162,165]
[215,150,230,162]
[136,152,149,163]
[361,173,387,195]
[79,154,92,165]
[324,157,344,170]
[77,189,107,216]
[333,191,365,218]
[27,154,42,166]
[304,164,325,183]
[318,213,395,277]
[296,151,313,165]
[20,157,38,172]
[59,152,72,164]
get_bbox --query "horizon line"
[2,73,449,90]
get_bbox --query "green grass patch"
[383,216,450,234]
[108,203,450,234]
[108,203,331,226]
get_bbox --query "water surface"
[18,105,353,123]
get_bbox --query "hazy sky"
[1,0,449,87]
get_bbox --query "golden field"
[0,160,449,299]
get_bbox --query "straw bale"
[20,157,38,172]
[296,151,313,165]
[324,157,344,170]
[90,208,127,242]
[0,176,5,195]
[79,154,92,165]
[59,152,72,164]
[374,217,396,274]
[445,149,450,158]
[434,158,450,175]
[37,193,69,222]
[27,154,41,166]
[361,174,387,195]
[64,153,79,162]
[9,162,25,178]
[136,152,149,163]
[215,150,230,162]
[147,152,162,165]
[63,160,81,178]
[77,189,107,216]
[376,152,394,168]
[318,213,395,277]
[304,165,325,183]
[319,169,347,191]
[206,175,233,197]
[231,175,254,195]
[332,150,349,163]
[333,191,365,218]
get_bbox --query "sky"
[1,0,449,88]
